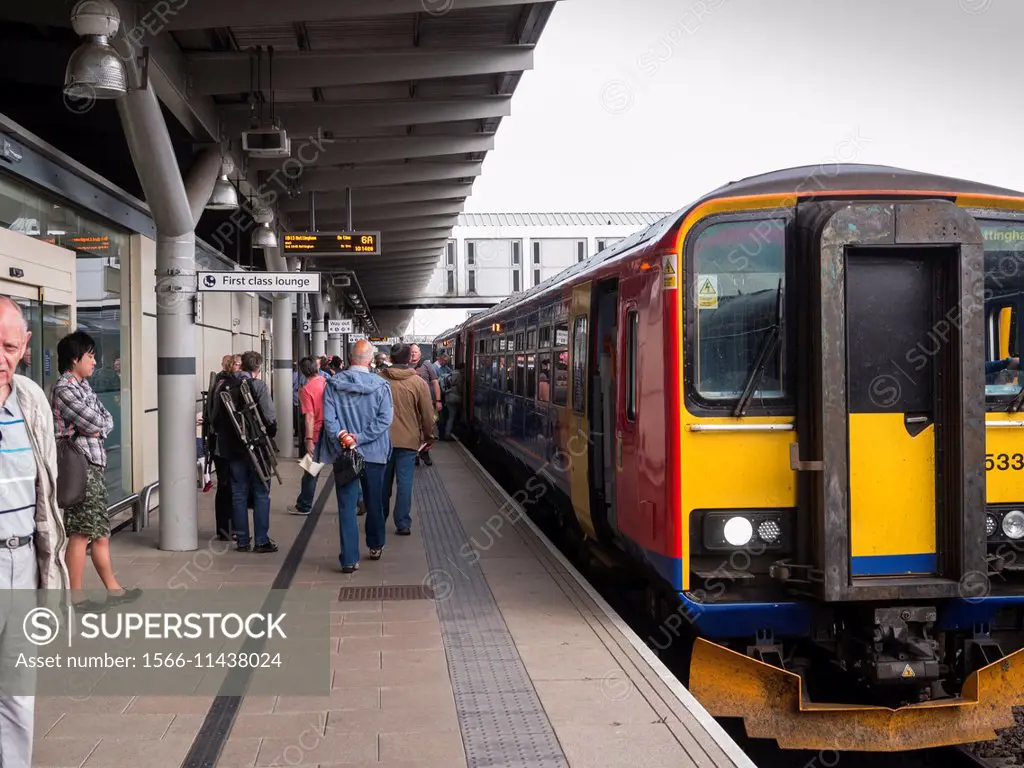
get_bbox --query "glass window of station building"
[0,172,133,501]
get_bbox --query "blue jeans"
[230,459,270,547]
[295,470,317,513]
[334,461,386,567]
[384,448,417,533]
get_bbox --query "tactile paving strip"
[416,464,569,768]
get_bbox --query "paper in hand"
[299,453,325,477]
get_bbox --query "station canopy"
[0,0,559,334]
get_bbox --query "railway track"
[464,438,1023,768]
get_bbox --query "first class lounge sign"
[197,272,322,293]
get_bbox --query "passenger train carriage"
[435,165,1024,751]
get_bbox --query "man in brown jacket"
[379,343,435,534]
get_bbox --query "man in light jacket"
[0,296,70,766]
[379,343,435,536]
[321,340,393,572]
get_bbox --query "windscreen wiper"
[732,279,783,418]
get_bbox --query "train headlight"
[986,514,998,538]
[1002,510,1024,540]
[758,520,782,544]
[723,517,753,547]
[700,510,790,552]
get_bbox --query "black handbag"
[56,437,88,508]
[51,390,89,509]
[334,446,365,487]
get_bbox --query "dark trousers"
[212,455,233,538]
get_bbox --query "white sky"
[465,0,1024,212]
[414,0,1024,334]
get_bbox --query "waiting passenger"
[322,340,393,571]
[0,296,69,768]
[205,354,240,540]
[213,351,278,553]
[410,344,440,466]
[52,330,140,606]
[289,356,327,516]
[380,343,435,536]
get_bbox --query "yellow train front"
[674,167,1024,751]
[441,165,1024,752]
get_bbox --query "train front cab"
[674,194,1024,750]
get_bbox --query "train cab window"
[572,315,588,413]
[982,220,1024,403]
[626,309,639,420]
[690,218,788,406]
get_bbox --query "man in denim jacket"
[321,340,393,572]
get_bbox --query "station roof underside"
[1,0,560,335]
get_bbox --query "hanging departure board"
[282,231,381,255]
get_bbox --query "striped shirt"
[0,379,37,537]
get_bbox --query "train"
[434,164,1024,752]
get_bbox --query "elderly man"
[0,296,69,766]
[409,344,440,466]
[322,340,393,572]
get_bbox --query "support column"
[266,248,295,458]
[311,292,327,358]
[327,299,343,358]
[116,73,220,552]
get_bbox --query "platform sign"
[301,320,311,334]
[349,333,366,342]
[197,272,321,293]
[282,231,380,256]
[328,319,353,334]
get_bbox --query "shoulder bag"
[51,388,89,509]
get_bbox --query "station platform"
[33,442,753,768]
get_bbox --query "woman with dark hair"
[52,330,140,606]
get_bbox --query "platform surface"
[34,442,752,768]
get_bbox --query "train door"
[616,276,643,542]
[569,282,597,539]
[846,249,942,576]
[590,279,618,541]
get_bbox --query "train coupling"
[867,606,940,686]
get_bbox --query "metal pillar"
[116,79,221,551]
[327,299,343,357]
[266,248,295,458]
[311,293,327,357]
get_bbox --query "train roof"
[436,164,1024,339]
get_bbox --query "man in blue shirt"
[987,356,1020,381]
[322,340,393,572]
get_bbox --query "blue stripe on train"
[850,553,937,576]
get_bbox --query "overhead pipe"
[115,70,221,551]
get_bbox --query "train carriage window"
[553,350,569,406]
[691,218,787,404]
[527,328,537,350]
[981,221,1024,403]
[537,353,551,402]
[516,354,527,396]
[626,309,639,420]
[516,331,525,351]
[505,356,515,394]
[539,325,552,349]
[572,315,588,413]
[554,320,569,348]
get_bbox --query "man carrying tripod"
[211,351,279,553]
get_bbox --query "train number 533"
[986,453,1024,471]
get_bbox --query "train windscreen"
[691,218,788,404]
[981,221,1024,402]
